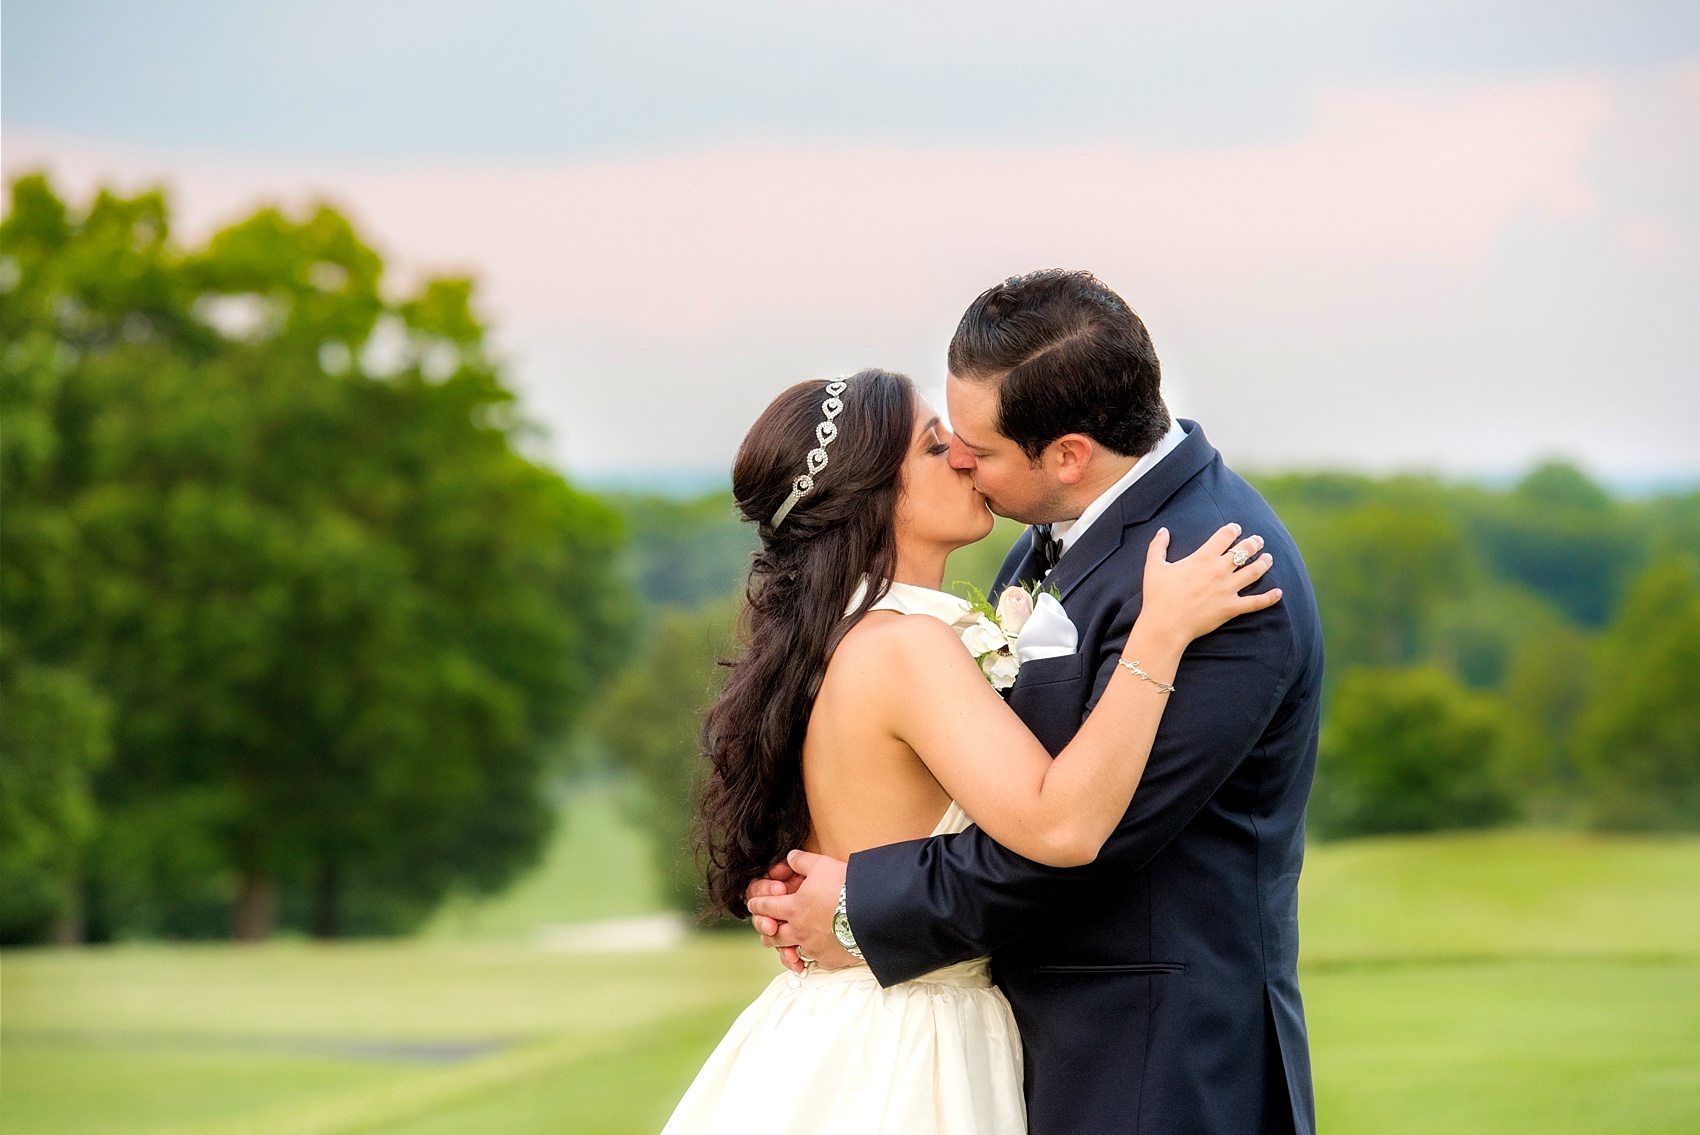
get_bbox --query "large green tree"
[0,176,632,941]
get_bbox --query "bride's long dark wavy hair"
[699,368,917,918]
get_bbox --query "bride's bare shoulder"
[832,611,975,683]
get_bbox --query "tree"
[1,175,633,940]
[1425,581,1566,690]
[1465,462,1641,627]
[1501,625,1594,823]
[603,492,755,607]
[1573,557,1700,831]
[595,602,736,913]
[1302,500,1475,673]
[0,636,111,943]
[1310,667,1517,838]
[1638,489,1700,565]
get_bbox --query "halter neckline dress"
[659,580,1025,1135]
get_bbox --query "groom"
[746,270,1323,1135]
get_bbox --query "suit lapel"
[1046,420,1218,601]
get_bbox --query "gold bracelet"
[1118,659,1176,694]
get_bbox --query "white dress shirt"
[1049,418,1188,559]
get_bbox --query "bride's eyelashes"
[927,441,950,457]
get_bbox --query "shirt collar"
[1049,418,1188,556]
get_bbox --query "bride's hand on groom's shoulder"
[1139,523,1281,646]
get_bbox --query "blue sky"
[9,1,1697,157]
[6,2,1699,480]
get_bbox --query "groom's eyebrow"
[953,426,989,453]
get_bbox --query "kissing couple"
[660,270,1323,1135]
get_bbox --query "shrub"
[1311,666,1517,838]
[1574,557,1700,831]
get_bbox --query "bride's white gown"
[660,582,1026,1135]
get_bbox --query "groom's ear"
[1047,433,1096,485]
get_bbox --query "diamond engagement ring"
[1232,548,1252,568]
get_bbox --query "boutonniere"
[951,581,1060,691]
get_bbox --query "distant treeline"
[1262,469,1699,836]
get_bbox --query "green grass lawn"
[1308,958,1700,1135]
[1299,830,1700,964]
[5,822,1698,1135]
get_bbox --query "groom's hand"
[746,850,854,971]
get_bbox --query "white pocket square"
[1014,593,1078,663]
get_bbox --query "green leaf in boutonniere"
[949,581,999,624]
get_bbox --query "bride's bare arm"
[869,524,1279,868]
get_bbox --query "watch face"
[832,909,851,944]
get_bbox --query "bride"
[662,369,1279,1135]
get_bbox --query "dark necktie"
[1033,524,1064,573]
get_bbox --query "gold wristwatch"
[833,885,864,961]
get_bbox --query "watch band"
[834,884,865,961]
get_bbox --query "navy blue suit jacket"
[846,422,1323,1135]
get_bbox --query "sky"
[5,1,1699,484]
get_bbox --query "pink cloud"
[4,74,1611,326]
[6,64,1693,478]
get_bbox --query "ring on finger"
[1232,548,1252,568]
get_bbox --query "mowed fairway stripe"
[354,1008,744,1135]
[173,1003,750,1135]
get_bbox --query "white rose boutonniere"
[995,585,1035,635]
[951,581,1059,691]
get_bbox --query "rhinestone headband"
[770,379,849,528]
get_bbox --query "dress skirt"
[660,957,1025,1135]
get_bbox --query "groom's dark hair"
[948,269,1170,460]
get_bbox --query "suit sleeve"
[845,591,1297,987]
